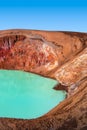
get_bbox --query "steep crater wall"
[0,30,86,78]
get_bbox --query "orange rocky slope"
[0,29,86,130]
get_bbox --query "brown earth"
[0,29,87,130]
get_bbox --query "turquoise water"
[0,70,66,119]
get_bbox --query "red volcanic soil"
[0,29,87,130]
